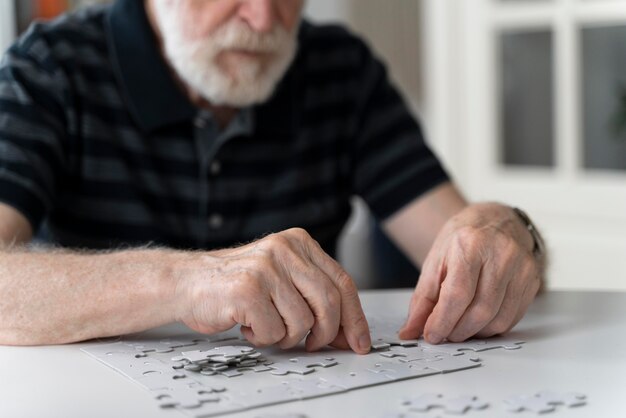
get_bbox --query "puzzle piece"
[279,378,348,400]
[421,338,525,356]
[419,355,482,373]
[135,370,191,390]
[504,391,586,413]
[254,414,308,418]
[444,395,489,414]
[82,348,174,379]
[155,385,224,409]
[367,361,440,380]
[127,339,198,354]
[534,390,587,408]
[318,369,392,390]
[268,361,316,376]
[174,391,250,418]
[82,341,144,358]
[288,355,338,369]
[379,346,444,362]
[403,393,488,414]
[371,342,392,350]
[232,364,272,373]
[240,382,303,407]
[175,345,255,363]
[370,332,419,347]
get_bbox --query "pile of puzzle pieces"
[81,316,528,417]
[172,346,270,377]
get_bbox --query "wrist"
[167,250,223,324]
[511,207,545,259]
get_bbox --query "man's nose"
[239,0,277,33]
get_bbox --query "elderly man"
[0,0,545,353]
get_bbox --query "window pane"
[582,25,626,171]
[499,30,555,167]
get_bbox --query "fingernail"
[359,333,371,351]
[427,333,443,344]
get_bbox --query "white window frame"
[423,0,626,291]
[0,0,16,53]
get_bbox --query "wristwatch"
[512,207,545,258]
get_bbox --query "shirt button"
[208,214,224,229]
[210,161,222,175]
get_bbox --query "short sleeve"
[0,27,67,231]
[351,43,450,221]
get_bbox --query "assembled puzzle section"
[82,315,529,417]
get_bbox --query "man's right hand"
[177,228,371,354]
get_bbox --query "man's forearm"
[0,247,188,345]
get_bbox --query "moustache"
[211,22,293,53]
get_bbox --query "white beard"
[152,1,298,107]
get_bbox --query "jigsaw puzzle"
[81,315,527,417]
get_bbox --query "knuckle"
[267,322,287,343]
[286,227,311,241]
[335,270,357,295]
[452,229,483,266]
[455,225,476,244]
[458,226,483,247]
[501,236,523,263]
[442,282,472,305]
[521,254,538,277]
[325,286,341,309]
[264,232,291,251]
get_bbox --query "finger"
[422,244,481,344]
[271,279,316,349]
[304,239,371,354]
[328,326,351,351]
[238,297,286,347]
[302,279,341,352]
[398,256,444,340]
[479,263,541,337]
[277,252,342,351]
[447,261,511,342]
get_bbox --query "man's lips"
[226,49,273,59]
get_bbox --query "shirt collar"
[106,0,298,136]
[106,0,195,132]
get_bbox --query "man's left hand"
[398,203,544,344]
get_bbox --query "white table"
[1,290,625,418]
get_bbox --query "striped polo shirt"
[0,0,449,256]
